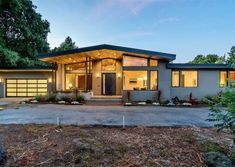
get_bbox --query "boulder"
[0,144,6,166]
[71,101,80,105]
[73,138,98,153]
[58,101,66,104]
[205,152,234,167]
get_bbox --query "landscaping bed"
[0,125,234,167]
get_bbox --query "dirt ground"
[0,125,234,167]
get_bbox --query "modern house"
[0,44,233,101]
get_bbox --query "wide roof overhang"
[38,44,176,64]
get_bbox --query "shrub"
[146,99,152,104]
[60,96,72,102]
[35,95,46,102]
[74,95,85,102]
[207,87,235,144]
[46,94,57,102]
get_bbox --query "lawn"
[0,125,233,167]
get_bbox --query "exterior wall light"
[117,73,121,78]
[68,84,73,89]
[48,78,52,83]
[96,73,100,78]
[0,78,2,83]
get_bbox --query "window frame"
[219,71,228,88]
[181,70,198,88]
[150,70,158,91]
[101,59,116,71]
[122,56,148,67]
[123,70,148,91]
[171,70,180,87]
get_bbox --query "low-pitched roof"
[38,44,176,61]
[167,63,233,70]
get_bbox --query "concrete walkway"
[0,104,213,127]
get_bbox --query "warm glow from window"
[150,71,158,90]
[181,71,198,87]
[123,56,147,66]
[220,71,227,87]
[123,71,147,90]
[66,74,76,90]
[230,71,235,80]
[6,79,48,97]
[101,59,116,71]
[172,71,179,87]
[150,59,158,67]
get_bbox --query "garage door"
[6,79,48,97]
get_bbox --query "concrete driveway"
[0,104,214,127]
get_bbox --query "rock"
[152,102,160,106]
[58,101,66,104]
[71,101,80,105]
[73,138,98,153]
[205,152,234,167]
[0,144,6,166]
[138,102,146,105]
[182,102,192,106]
[30,100,38,103]
[167,102,175,106]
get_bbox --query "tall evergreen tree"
[0,0,50,67]
[227,46,235,64]
[51,36,78,52]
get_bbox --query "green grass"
[197,140,227,154]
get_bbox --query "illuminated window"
[220,71,227,87]
[123,56,147,66]
[123,71,147,90]
[101,59,116,71]
[172,71,179,87]
[150,59,158,67]
[66,62,92,71]
[181,71,198,87]
[66,74,76,90]
[150,71,158,90]
[229,71,235,87]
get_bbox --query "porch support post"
[147,58,150,91]
[85,56,88,91]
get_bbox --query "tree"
[0,0,50,66]
[189,54,226,64]
[227,46,235,64]
[51,36,78,52]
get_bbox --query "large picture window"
[123,71,147,90]
[150,71,158,90]
[123,56,147,66]
[181,71,198,87]
[172,71,179,87]
[220,71,227,87]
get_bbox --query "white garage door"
[6,79,48,97]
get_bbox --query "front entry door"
[102,73,116,95]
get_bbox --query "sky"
[32,0,235,62]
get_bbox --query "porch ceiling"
[38,44,176,64]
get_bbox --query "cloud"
[103,31,156,43]
[157,17,180,24]
[89,0,166,18]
